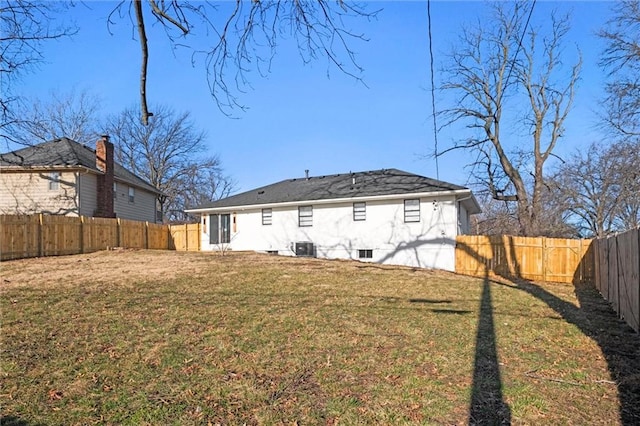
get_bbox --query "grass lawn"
[1,250,638,425]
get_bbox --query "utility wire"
[499,0,536,106]
[427,0,439,180]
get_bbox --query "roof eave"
[457,193,482,215]
[185,189,474,214]
[0,165,93,172]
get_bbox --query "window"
[404,199,420,222]
[358,249,373,259]
[48,172,60,190]
[299,206,313,227]
[128,187,135,203]
[113,182,117,199]
[209,213,231,244]
[353,202,366,221]
[262,208,272,225]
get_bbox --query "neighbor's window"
[48,172,60,190]
[113,182,117,199]
[404,199,420,222]
[262,208,272,225]
[353,202,366,221]
[128,186,135,203]
[299,206,313,227]
[358,249,373,259]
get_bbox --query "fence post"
[145,221,149,249]
[117,218,121,247]
[542,237,547,283]
[38,213,43,257]
[637,228,640,330]
[80,215,85,254]
[185,223,188,251]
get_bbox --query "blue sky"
[15,1,613,193]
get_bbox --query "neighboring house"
[0,136,162,222]
[185,169,481,271]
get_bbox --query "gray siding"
[78,172,98,217]
[114,182,157,222]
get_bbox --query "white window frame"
[299,206,313,227]
[404,199,420,222]
[262,208,272,225]
[128,186,135,203]
[48,172,60,190]
[353,202,366,221]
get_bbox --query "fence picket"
[456,235,594,284]
[1,214,200,260]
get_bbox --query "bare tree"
[474,187,578,238]
[553,140,640,237]
[105,105,235,222]
[612,141,640,231]
[7,90,101,146]
[0,1,77,145]
[107,1,378,124]
[599,0,640,139]
[439,2,581,236]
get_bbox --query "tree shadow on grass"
[0,416,46,426]
[503,278,640,424]
[456,236,640,424]
[497,238,640,425]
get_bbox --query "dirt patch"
[0,249,506,291]
[0,249,224,289]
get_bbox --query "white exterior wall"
[0,171,79,215]
[200,196,460,271]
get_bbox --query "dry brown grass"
[1,250,638,425]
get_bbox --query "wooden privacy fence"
[0,214,201,260]
[593,228,640,332]
[456,235,594,284]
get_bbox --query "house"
[185,169,481,271]
[0,136,162,222]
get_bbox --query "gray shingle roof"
[0,138,161,194]
[192,168,470,210]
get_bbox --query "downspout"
[76,170,80,215]
[456,193,473,235]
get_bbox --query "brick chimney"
[95,135,116,218]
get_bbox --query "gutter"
[0,165,95,173]
[455,192,481,215]
[186,188,474,214]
